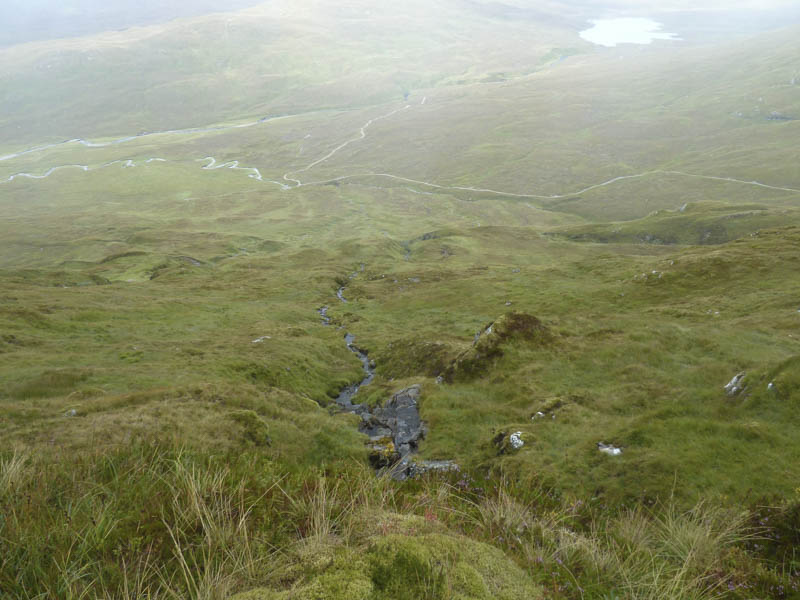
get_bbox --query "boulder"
[407,459,459,478]
[724,372,746,397]
[597,442,622,456]
[493,430,526,455]
[368,437,400,469]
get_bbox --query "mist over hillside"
[4,0,800,48]
[0,0,265,46]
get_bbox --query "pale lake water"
[579,18,681,47]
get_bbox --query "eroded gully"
[318,277,457,480]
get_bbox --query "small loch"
[580,18,681,47]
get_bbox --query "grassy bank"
[2,446,799,599]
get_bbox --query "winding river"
[3,99,798,199]
[0,114,295,164]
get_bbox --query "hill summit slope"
[1,3,799,599]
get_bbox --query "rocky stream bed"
[318,286,457,480]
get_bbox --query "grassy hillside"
[550,202,800,245]
[0,0,585,148]
[1,3,800,599]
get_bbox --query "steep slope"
[2,5,800,599]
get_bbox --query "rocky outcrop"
[361,385,457,480]
[724,372,746,397]
[362,385,424,456]
[492,429,526,455]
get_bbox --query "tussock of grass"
[2,449,794,599]
[6,368,90,399]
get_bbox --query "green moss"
[369,533,543,599]
[233,531,542,600]
[229,409,272,447]
[232,538,373,600]
[768,355,800,401]
[377,337,457,379]
[6,368,90,399]
[444,312,552,382]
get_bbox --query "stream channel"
[318,280,457,480]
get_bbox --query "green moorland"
[1,2,800,598]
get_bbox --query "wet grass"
[2,183,799,596]
[2,448,797,599]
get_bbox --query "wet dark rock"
[361,385,425,460]
[359,383,458,480]
[407,460,459,477]
[367,427,393,441]
[361,385,457,480]
[390,457,459,481]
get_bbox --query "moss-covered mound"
[377,337,458,379]
[231,531,542,600]
[764,355,800,401]
[444,312,552,382]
